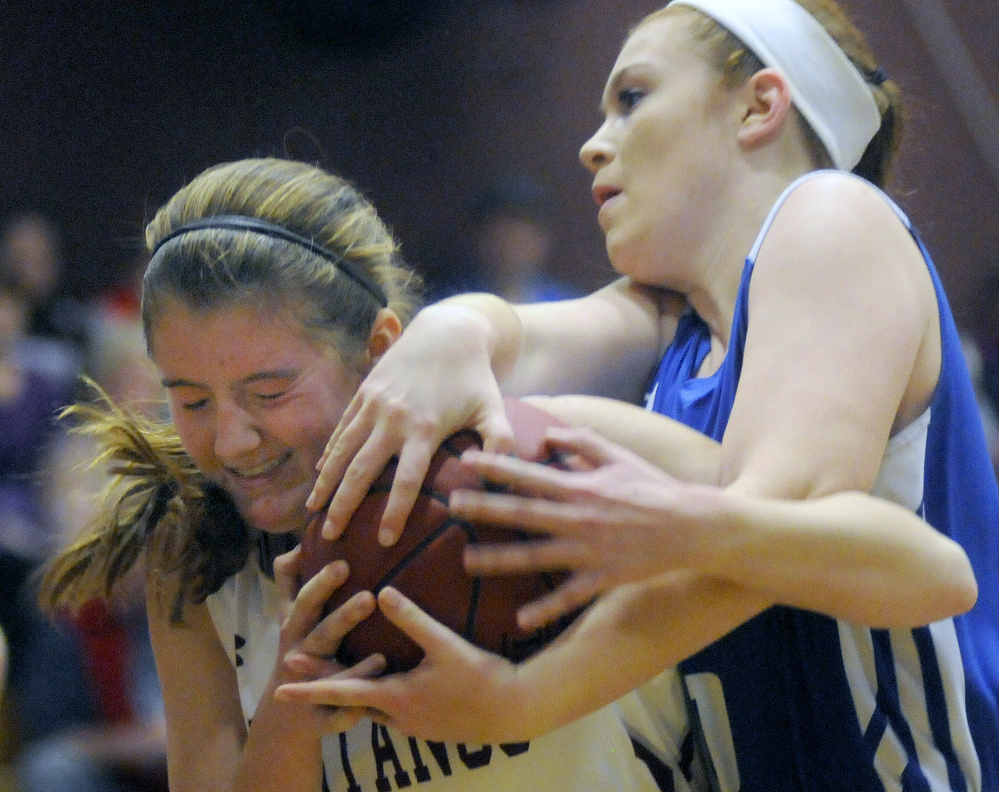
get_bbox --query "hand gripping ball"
[298,398,574,672]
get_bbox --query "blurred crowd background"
[1,0,997,790]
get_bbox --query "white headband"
[666,0,881,170]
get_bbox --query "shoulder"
[771,171,909,243]
[744,171,941,432]
[754,172,928,297]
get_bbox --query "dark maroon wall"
[1,0,996,326]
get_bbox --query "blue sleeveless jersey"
[644,173,999,792]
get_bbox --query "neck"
[681,160,810,350]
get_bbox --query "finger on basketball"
[321,429,398,540]
[297,590,377,657]
[376,586,458,657]
[284,560,349,638]
[456,450,574,500]
[475,407,515,456]
[345,652,388,679]
[273,545,301,606]
[517,574,601,631]
[542,425,627,467]
[377,439,438,546]
[463,537,590,576]
[449,488,585,538]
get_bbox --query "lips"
[592,185,622,207]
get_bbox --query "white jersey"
[206,558,664,792]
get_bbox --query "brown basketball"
[298,398,573,672]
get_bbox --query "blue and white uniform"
[641,172,999,792]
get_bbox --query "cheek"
[167,406,213,471]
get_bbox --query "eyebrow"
[600,64,646,112]
[601,70,626,111]
[161,369,299,389]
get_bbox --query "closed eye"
[181,398,209,412]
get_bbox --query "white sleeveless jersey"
[206,559,664,792]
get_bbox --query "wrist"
[679,482,751,580]
[431,294,522,375]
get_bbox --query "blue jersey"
[644,172,999,791]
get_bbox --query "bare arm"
[457,427,975,629]
[146,577,249,792]
[524,393,722,484]
[274,405,974,744]
[147,554,383,792]
[461,175,976,627]
[277,576,760,744]
[311,279,681,544]
[276,176,978,745]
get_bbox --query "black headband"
[151,214,389,307]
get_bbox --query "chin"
[606,246,640,280]
[239,497,310,537]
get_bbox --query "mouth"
[228,451,292,479]
[592,185,622,207]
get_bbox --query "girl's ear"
[365,307,403,364]
[736,67,794,151]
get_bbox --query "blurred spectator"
[436,175,581,302]
[13,308,167,792]
[94,251,147,325]
[0,264,77,788]
[0,212,91,389]
[14,583,167,792]
[0,266,73,663]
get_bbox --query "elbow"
[879,547,978,629]
[950,550,979,616]
[926,546,978,625]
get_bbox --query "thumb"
[476,400,514,456]
[377,587,460,657]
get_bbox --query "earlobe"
[737,68,794,150]
[366,308,403,363]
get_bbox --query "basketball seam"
[373,517,473,588]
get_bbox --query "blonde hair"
[40,159,424,621]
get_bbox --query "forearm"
[503,575,768,739]
[233,677,325,792]
[429,293,525,386]
[149,588,323,792]
[434,279,672,400]
[696,488,977,627]
[527,394,721,484]
[547,403,976,625]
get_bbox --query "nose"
[579,121,614,173]
[214,400,261,463]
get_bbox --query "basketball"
[298,397,574,672]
